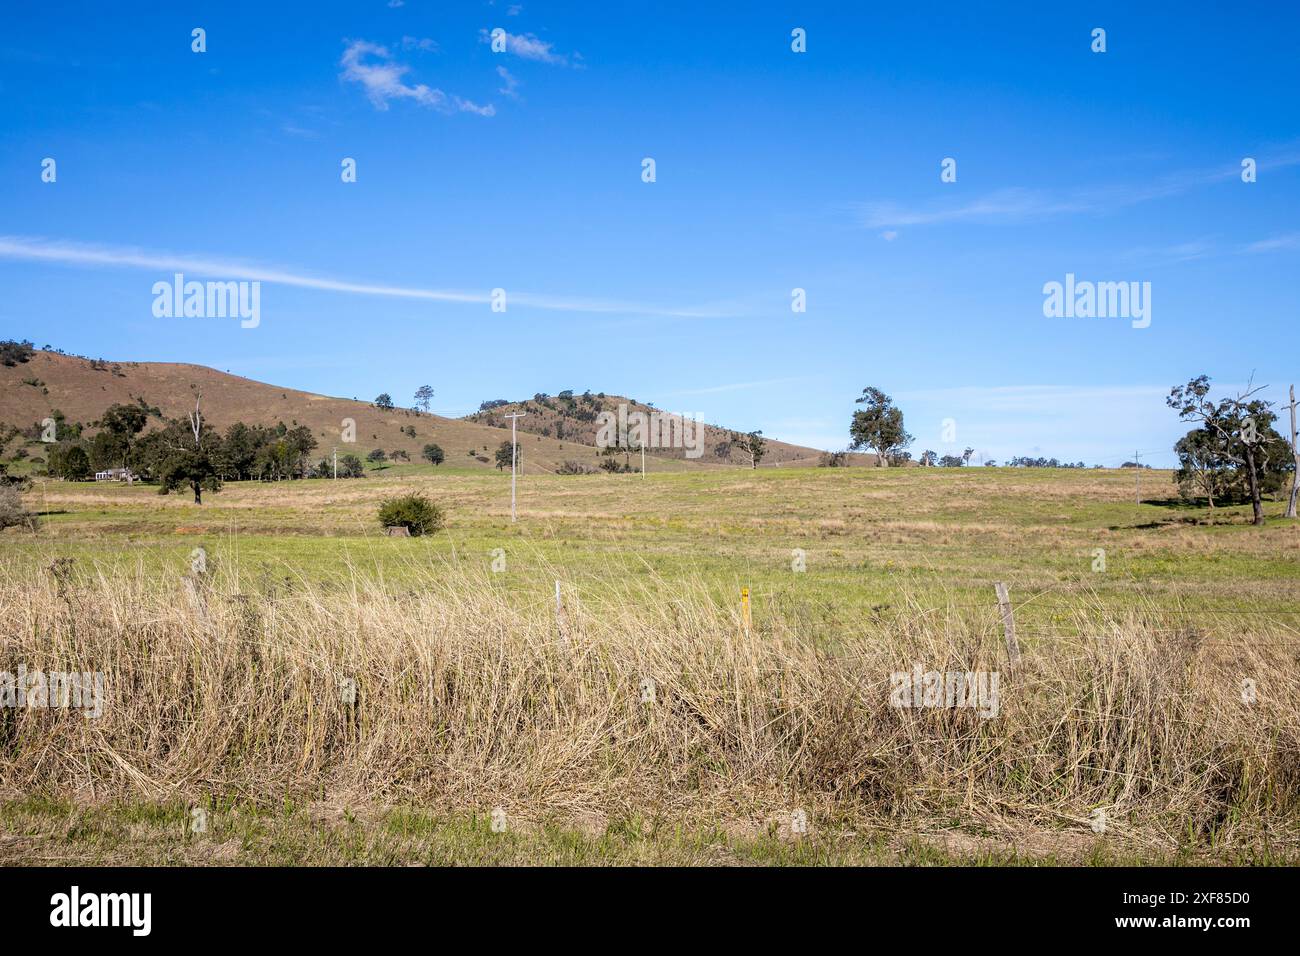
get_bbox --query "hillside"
[464,392,875,466]
[0,350,711,474]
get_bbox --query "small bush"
[0,485,36,531]
[556,460,594,475]
[377,493,444,536]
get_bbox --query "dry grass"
[3,557,1297,859]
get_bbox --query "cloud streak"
[496,65,520,98]
[856,152,1300,230]
[0,235,731,318]
[340,40,493,116]
[1243,232,1300,253]
[479,28,575,66]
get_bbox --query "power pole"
[504,412,526,522]
[332,446,337,480]
[1287,385,1298,519]
[1134,450,1140,504]
[641,443,646,477]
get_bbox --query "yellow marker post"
[740,587,752,634]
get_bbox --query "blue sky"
[1,1,1297,465]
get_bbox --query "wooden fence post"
[554,580,569,640]
[740,587,752,635]
[994,582,1020,666]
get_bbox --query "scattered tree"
[733,431,767,469]
[422,443,445,466]
[338,454,365,478]
[849,387,912,466]
[1173,426,1233,508]
[93,403,149,470]
[155,394,222,504]
[49,444,91,480]
[1168,375,1288,525]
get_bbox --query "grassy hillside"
[0,350,714,475]
[465,391,874,466]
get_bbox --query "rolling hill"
[0,349,860,472]
[464,393,874,466]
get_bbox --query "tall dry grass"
[1,556,1297,852]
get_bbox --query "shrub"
[0,485,36,530]
[377,493,444,536]
[367,448,387,463]
[556,460,594,475]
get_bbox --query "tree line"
[844,379,1296,524]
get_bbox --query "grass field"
[13,463,1300,629]
[3,465,1299,865]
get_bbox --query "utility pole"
[1287,385,1299,519]
[333,446,337,480]
[1134,450,1140,504]
[504,412,526,522]
[641,442,646,477]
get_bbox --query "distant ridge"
[0,350,868,472]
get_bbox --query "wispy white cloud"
[340,39,493,116]
[1119,231,1300,266]
[400,36,438,53]
[496,65,520,98]
[0,235,732,319]
[1243,232,1300,253]
[1117,238,1216,266]
[478,28,574,65]
[855,152,1300,230]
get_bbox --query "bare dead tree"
[189,392,204,449]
